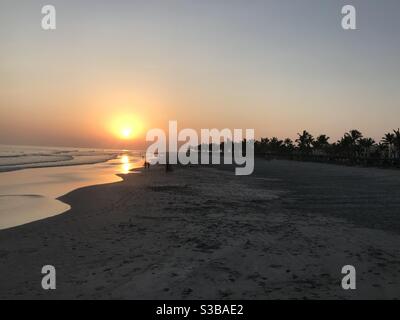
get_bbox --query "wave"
[0,145,129,172]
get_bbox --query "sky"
[1,0,400,149]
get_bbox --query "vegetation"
[253,129,400,167]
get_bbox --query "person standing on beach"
[143,155,150,169]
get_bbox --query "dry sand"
[1,160,400,299]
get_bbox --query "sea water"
[0,145,143,230]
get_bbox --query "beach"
[1,160,400,299]
[0,147,142,230]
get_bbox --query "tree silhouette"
[312,134,330,153]
[296,130,314,154]
[393,129,400,159]
[248,128,400,167]
[381,133,395,159]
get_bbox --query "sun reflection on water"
[121,155,131,174]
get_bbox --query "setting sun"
[108,114,144,141]
[121,128,133,139]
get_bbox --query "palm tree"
[393,129,400,159]
[296,130,314,154]
[376,143,388,160]
[345,129,363,143]
[268,137,284,153]
[381,133,395,159]
[255,138,270,154]
[260,138,269,153]
[283,138,295,153]
[358,138,375,159]
[254,128,400,166]
[342,130,363,158]
[312,134,330,154]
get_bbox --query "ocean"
[0,145,143,230]
[0,144,123,172]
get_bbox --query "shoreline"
[0,156,143,230]
[1,161,400,299]
[0,154,120,173]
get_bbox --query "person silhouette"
[143,155,150,169]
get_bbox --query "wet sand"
[0,155,140,230]
[1,160,400,299]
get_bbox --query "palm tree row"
[254,129,400,166]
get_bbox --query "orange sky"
[1,1,400,149]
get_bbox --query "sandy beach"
[1,160,400,299]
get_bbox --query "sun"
[108,114,144,141]
[121,127,133,139]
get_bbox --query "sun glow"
[109,114,144,140]
[121,127,133,139]
[121,154,130,174]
